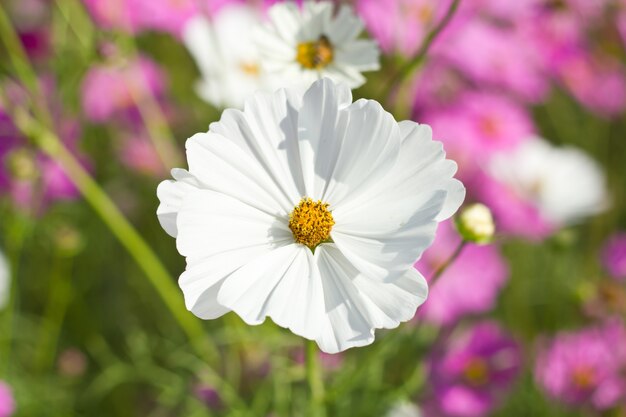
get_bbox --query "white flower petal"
[332,191,446,282]
[176,188,292,317]
[186,130,293,215]
[209,89,307,205]
[0,249,9,310]
[336,40,381,71]
[156,168,201,238]
[313,246,428,353]
[217,245,325,339]
[321,97,401,206]
[327,5,364,45]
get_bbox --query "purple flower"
[193,384,223,409]
[81,56,166,123]
[0,381,15,417]
[415,221,509,326]
[535,320,626,410]
[602,233,626,281]
[425,321,521,417]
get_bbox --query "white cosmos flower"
[0,249,9,310]
[489,137,609,227]
[255,1,380,90]
[157,79,464,353]
[183,5,278,108]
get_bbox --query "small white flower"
[183,5,278,108]
[0,249,10,310]
[489,137,609,226]
[255,1,380,90]
[157,79,464,353]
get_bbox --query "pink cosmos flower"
[421,91,534,177]
[424,321,521,417]
[556,49,626,117]
[356,0,456,57]
[117,133,167,177]
[435,20,549,102]
[81,56,167,123]
[0,381,15,417]
[82,0,234,37]
[602,233,626,281]
[415,221,509,326]
[470,172,554,241]
[535,320,626,410]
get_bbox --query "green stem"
[386,0,462,93]
[430,240,467,286]
[305,340,326,417]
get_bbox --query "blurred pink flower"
[602,233,626,281]
[117,133,166,177]
[421,91,534,177]
[556,50,626,117]
[435,20,549,102]
[412,61,466,111]
[81,56,166,123]
[356,0,456,57]
[0,381,15,417]
[535,320,626,410]
[82,0,231,37]
[415,221,509,326]
[471,172,554,240]
[425,321,521,417]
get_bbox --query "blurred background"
[0,0,625,416]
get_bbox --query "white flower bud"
[456,203,495,244]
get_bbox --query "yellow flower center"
[572,366,595,389]
[239,61,260,77]
[289,197,335,249]
[463,358,490,386]
[296,35,334,70]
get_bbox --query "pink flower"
[83,0,221,37]
[602,233,626,281]
[471,172,554,240]
[415,221,508,326]
[356,0,457,57]
[117,133,166,177]
[535,320,626,410]
[556,49,626,117]
[425,322,521,417]
[0,381,15,417]
[435,20,549,102]
[81,56,166,123]
[421,91,534,177]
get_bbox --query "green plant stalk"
[306,340,327,417]
[13,109,218,363]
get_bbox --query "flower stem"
[305,340,327,417]
[386,0,462,92]
[430,240,467,286]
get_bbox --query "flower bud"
[455,203,495,244]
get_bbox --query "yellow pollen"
[239,61,260,76]
[289,197,335,249]
[296,35,334,70]
[572,367,595,389]
[463,358,490,386]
